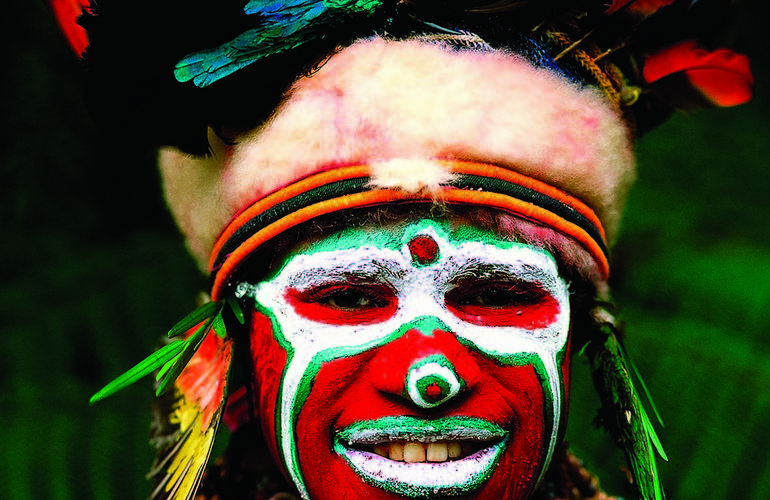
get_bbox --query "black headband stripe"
[209,173,608,283]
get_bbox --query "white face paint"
[238,218,571,499]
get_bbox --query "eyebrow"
[446,259,558,286]
[282,256,407,287]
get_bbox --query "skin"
[238,218,572,499]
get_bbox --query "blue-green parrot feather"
[175,0,385,88]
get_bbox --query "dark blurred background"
[2,2,768,499]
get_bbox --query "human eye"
[308,284,390,310]
[286,282,397,325]
[445,279,560,329]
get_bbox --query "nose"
[368,316,481,409]
[405,354,461,408]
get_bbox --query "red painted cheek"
[295,346,551,500]
[473,359,548,500]
[247,309,289,470]
[295,350,393,499]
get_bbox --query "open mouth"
[334,416,508,497]
[365,439,488,463]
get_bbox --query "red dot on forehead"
[408,234,440,266]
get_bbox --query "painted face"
[238,218,572,500]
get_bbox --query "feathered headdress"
[48,1,752,499]
[52,0,751,154]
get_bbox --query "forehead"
[278,215,556,269]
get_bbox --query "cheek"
[486,363,544,418]
[249,310,290,468]
[293,349,553,500]
[475,357,547,446]
[295,350,395,498]
[294,348,387,446]
[474,360,550,500]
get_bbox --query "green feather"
[226,296,246,325]
[90,300,228,404]
[629,353,665,430]
[167,301,223,338]
[586,302,666,500]
[212,308,227,339]
[174,0,386,87]
[155,304,225,396]
[154,351,180,383]
[89,340,187,404]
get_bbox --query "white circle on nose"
[406,360,462,408]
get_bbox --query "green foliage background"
[2,2,768,499]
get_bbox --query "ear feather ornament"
[584,302,668,500]
[47,0,91,57]
[147,331,233,500]
[90,299,245,500]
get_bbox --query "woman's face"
[240,217,572,499]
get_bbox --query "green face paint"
[239,217,571,500]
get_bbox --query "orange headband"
[208,160,608,300]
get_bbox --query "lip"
[334,416,508,497]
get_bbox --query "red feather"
[149,329,234,500]
[606,0,676,16]
[48,0,91,57]
[643,40,753,107]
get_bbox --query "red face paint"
[247,310,290,466]
[292,328,552,500]
[240,219,572,499]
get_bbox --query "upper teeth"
[373,440,468,462]
[337,437,508,497]
[334,416,508,495]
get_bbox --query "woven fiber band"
[208,161,609,300]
